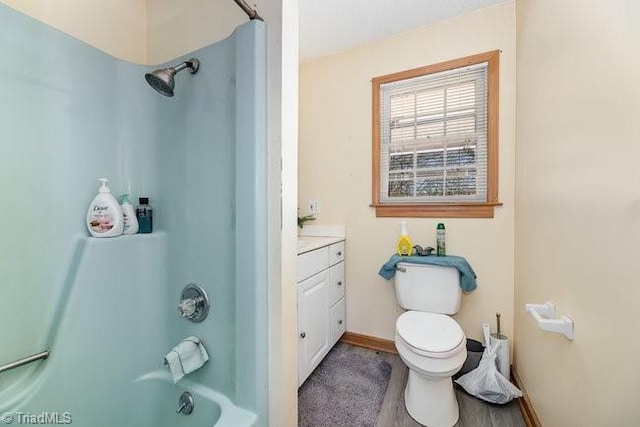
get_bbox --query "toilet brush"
[490,312,510,380]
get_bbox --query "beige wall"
[0,0,147,63]
[514,1,640,425]
[299,2,516,344]
[146,0,251,64]
[0,0,254,64]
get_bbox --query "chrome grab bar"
[0,350,50,374]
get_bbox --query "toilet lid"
[396,312,465,356]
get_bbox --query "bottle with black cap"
[136,197,153,233]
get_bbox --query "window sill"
[370,202,502,218]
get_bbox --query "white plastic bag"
[454,339,522,404]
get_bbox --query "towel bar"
[0,350,50,374]
[525,302,574,340]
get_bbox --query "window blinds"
[379,62,488,203]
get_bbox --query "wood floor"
[324,342,525,427]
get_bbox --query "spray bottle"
[436,222,446,256]
[397,221,413,256]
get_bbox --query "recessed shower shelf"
[525,301,574,340]
[87,232,165,241]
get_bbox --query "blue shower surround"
[0,4,267,426]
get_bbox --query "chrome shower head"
[145,58,200,97]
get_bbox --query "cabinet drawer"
[329,262,345,307]
[329,241,345,266]
[297,246,329,282]
[330,298,346,345]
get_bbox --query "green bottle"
[436,223,446,256]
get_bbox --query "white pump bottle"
[86,178,124,238]
[120,193,139,235]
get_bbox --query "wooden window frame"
[371,50,501,218]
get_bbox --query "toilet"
[394,262,467,427]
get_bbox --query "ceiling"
[298,0,507,62]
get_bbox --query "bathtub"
[131,370,257,427]
[2,369,255,427]
[0,233,256,426]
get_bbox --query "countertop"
[297,235,345,255]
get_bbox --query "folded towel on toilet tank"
[378,254,478,292]
[164,336,210,383]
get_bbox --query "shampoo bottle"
[136,197,153,234]
[86,178,124,238]
[120,193,139,235]
[397,220,413,256]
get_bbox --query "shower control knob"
[177,298,198,318]
[177,283,210,323]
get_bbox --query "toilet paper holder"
[525,301,574,340]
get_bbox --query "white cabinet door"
[298,269,330,386]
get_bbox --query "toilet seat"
[396,311,465,358]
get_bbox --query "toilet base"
[404,368,459,427]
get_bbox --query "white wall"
[514,1,640,425]
[0,0,147,63]
[299,2,516,344]
[265,0,299,424]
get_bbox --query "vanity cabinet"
[297,240,346,386]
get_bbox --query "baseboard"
[340,332,398,354]
[511,367,542,427]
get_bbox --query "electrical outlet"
[308,199,321,215]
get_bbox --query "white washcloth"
[164,336,209,383]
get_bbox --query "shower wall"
[0,3,157,390]
[0,3,267,423]
[154,24,268,416]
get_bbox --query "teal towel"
[379,254,478,292]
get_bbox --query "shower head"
[145,58,200,97]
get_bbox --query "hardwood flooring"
[318,342,525,427]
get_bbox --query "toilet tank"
[394,262,462,314]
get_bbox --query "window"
[372,51,500,218]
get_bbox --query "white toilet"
[394,262,467,427]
